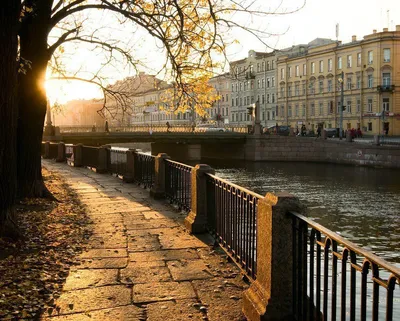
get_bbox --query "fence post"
[123,149,136,182]
[97,146,110,173]
[150,153,170,199]
[56,142,65,162]
[242,192,301,321]
[73,144,83,167]
[43,142,51,159]
[184,164,215,234]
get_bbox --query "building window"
[357,99,361,113]
[295,65,299,76]
[267,94,270,103]
[368,99,373,112]
[302,83,306,96]
[295,104,299,116]
[337,101,341,113]
[383,49,391,62]
[288,85,292,97]
[309,82,315,95]
[319,102,323,115]
[295,84,299,96]
[272,93,275,103]
[328,59,332,72]
[383,98,390,111]
[368,122,372,131]
[262,79,265,88]
[288,66,292,78]
[257,63,260,72]
[319,60,324,73]
[281,68,285,80]
[338,57,342,69]
[319,80,323,93]
[239,98,242,106]
[303,64,307,76]
[368,75,373,88]
[347,77,352,90]
[329,101,333,114]
[232,99,234,106]
[347,55,352,68]
[328,79,332,92]
[368,51,373,64]
[288,106,292,117]
[272,111,275,120]
[310,103,315,116]
[357,53,361,66]
[262,94,265,104]
[266,78,270,87]
[262,62,265,71]
[281,106,284,117]
[280,87,285,98]
[272,77,275,87]
[311,62,315,74]
[272,60,275,69]
[347,100,352,113]
[275,106,279,117]
[267,61,270,71]
[302,105,306,116]
[382,73,391,86]
[356,76,361,89]
[257,80,260,88]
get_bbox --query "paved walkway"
[42,160,248,321]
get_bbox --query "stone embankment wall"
[244,136,400,168]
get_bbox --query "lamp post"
[338,71,344,140]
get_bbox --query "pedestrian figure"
[91,124,96,132]
[105,120,109,133]
[296,126,299,136]
[317,125,321,138]
[166,121,171,133]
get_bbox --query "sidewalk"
[42,160,248,321]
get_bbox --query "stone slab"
[167,260,213,281]
[63,269,119,291]
[127,233,161,252]
[52,285,131,315]
[42,305,144,321]
[146,299,205,321]
[157,228,208,249]
[77,257,128,269]
[129,249,199,262]
[80,249,127,259]
[120,262,171,284]
[133,282,196,303]
[125,219,178,230]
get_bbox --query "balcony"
[245,71,256,79]
[377,85,395,93]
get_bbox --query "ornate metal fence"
[133,152,155,188]
[291,212,400,321]
[165,160,193,211]
[205,174,262,281]
[81,146,99,168]
[109,147,128,176]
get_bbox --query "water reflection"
[212,161,400,265]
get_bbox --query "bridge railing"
[41,142,400,321]
[290,211,400,321]
[82,146,100,169]
[165,159,193,211]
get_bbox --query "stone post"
[150,153,170,199]
[346,130,353,142]
[73,144,83,167]
[184,164,215,234]
[43,142,50,159]
[322,129,327,140]
[242,192,302,321]
[56,142,66,162]
[123,149,136,182]
[374,135,380,146]
[97,146,110,173]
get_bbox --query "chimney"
[373,29,377,34]
[352,35,357,42]
[396,25,400,31]
[383,28,388,32]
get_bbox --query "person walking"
[316,125,322,138]
[166,121,170,133]
[105,120,109,133]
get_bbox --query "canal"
[210,161,400,267]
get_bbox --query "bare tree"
[0,0,20,237]
[17,0,305,197]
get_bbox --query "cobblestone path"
[41,160,248,321]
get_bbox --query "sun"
[45,79,103,105]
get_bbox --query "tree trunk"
[0,0,20,238]
[17,0,53,198]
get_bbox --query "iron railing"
[133,152,155,188]
[109,147,128,176]
[81,146,99,168]
[291,212,400,321]
[205,174,262,280]
[49,143,58,159]
[165,160,193,211]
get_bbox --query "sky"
[46,0,400,104]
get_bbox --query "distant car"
[265,125,290,136]
[195,124,226,132]
[205,127,226,132]
[324,128,337,138]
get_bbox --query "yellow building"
[276,26,400,135]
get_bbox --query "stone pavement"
[41,160,248,321]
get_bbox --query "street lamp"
[338,71,344,139]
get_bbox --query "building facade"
[208,73,231,125]
[229,50,277,128]
[276,27,400,135]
